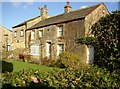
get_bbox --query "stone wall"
[85,4,109,36]
[26,16,41,29]
[65,19,87,61]
[27,25,58,59]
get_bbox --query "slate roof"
[27,3,103,30]
[12,16,40,28]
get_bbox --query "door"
[87,45,94,64]
[46,42,52,58]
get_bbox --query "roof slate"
[27,3,102,30]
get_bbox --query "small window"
[39,30,43,37]
[102,9,105,13]
[58,44,64,55]
[31,30,35,39]
[14,31,17,37]
[20,30,24,37]
[48,27,50,31]
[58,26,63,37]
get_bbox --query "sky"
[1,0,119,30]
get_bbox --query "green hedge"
[2,66,120,88]
[50,51,86,69]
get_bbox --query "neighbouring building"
[13,2,109,63]
[11,5,50,50]
[0,25,13,52]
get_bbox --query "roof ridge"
[0,25,12,32]
[69,3,102,14]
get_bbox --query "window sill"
[58,36,64,38]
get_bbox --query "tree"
[77,11,120,72]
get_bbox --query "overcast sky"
[1,1,119,30]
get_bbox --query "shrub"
[51,52,86,69]
[29,57,40,64]
[24,54,31,62]
[1,50,13,60]
[91,12,120,72]
[40,57,55,66]
[2,66,120,88]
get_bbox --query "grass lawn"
[2,60,55,73]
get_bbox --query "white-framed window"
[39,30,43,37]
[58,26,63,37]
[14,31,17,37]
[30,44,39,56]
[20,30,24,37]
[31,30,35,39]
[57,44,64,55]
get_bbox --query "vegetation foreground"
[2,64,120,88]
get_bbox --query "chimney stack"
[64,1,72,13]
[39,5,48,20]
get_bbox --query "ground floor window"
[30,44,39,56]
[57,44,64,56]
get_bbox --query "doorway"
[46,42,52,58]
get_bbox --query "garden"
[1,11,120,88]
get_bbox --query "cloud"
[7,0,37,2]
[10,2,34,8]
[1,0,37,8]
[11,2,21,7]
[80,6,87,9]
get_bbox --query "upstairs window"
[31,30,35,39]
[58,26,63,37]
[39,30,43,37]
[20,30,24,37]
[14,31,17,38]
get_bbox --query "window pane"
[31,30,35,39]
[58,26,63,37]
[39,30,43,37]
[30,45,39,55]
[14,31,17,37]
[58,44,64,55]
[20,30,24,36]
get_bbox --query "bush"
[51,52,86,69]
[40,57,55,66]
[1,50,13,60]
[2,66,120,88]
[91,12,120,72]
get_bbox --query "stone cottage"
[0,25,13,51]
[13,2,109,63]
